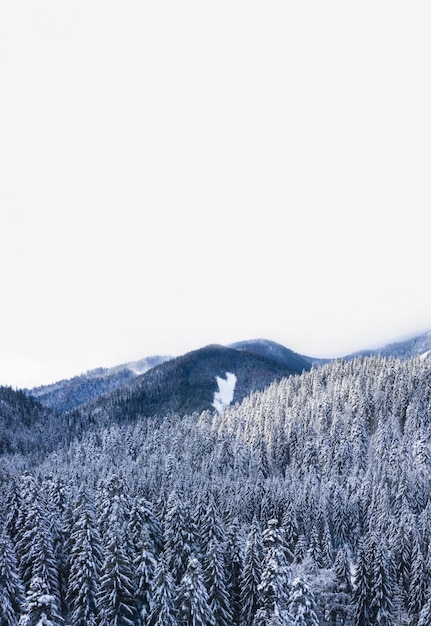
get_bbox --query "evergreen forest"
[2,354,431,625]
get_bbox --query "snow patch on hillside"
[213,372,237,414]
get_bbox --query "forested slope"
[1,355,431,624]
[0,386,66,457]
[27,355,170,412]
[69,344,297,428]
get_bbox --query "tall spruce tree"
[288,577,319,626]
[148,553,178,626]
[253,519,291,626]
[97,516,136,626]
[164,491,198,585]
[176,556,215,626]
[352,537,371,626]
[19,575,63,626]
[225,518,244,626]
[0,525,25,626]
[200,491,232,626]
[133,525,157,625]
[67,487,103,626]
[240,516,264,626]
[369,532,396,626]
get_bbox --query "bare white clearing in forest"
[213,372,237,414]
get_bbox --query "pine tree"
[3,478,23,542]
[392,500,413,604]
[307,525,322,568]
[281,498,298,563]
[408,532,427,621]
[201,491,232,626]
[332,486,348,548]
[240,516,264,626]
[67,487,103,626]
[176,556,215,626]
[352,538,371,626]
[253,519,291,626]
[369,533,396,625]
[225,518,243,626]
[293,534,308,564]
[164,491,198,585]
[288,577,319,626]
[97,517,136,626]
[203,538,233,626]
[128,497,163,558]
[15,494,61,617]
[19,575,62,626]
[133,525,157,625]
[148,553,178,626]
[417,596,431,626]
[97,474,130,542]
[326,547,353,626]
[43,476,68,614]
[0,525,25,625]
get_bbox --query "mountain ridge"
[70,343,299,426]
[24,330,431,413]
[346,329,431,360]
[27,354,170,412]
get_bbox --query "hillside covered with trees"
[1,354,431,624]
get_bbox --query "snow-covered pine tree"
[325,546,353,626]
[417,595,431,626]
[97,515,136,626]
[2,478,23,542]
[0,524,25,626]
[294,534,308,565]
[133,524,157,624]
[352,537,371,626]
[15,490,61,618]
[240,516,264,626]
[281,497,298,563]
[252,519,291,626]
[368,532,396,626]
[224,517,244,626]
[164,490,199,585]
[176,556,215,626]
[128,496,163,558]
[408,531,427,621]
[200,490,232,626]
[97,474,130,542]
[66,487,103,626]
[148,553,178,626]
[19,575,62,626]
[288,576,319,626]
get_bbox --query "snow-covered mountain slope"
[72,344,299,425]
[0,386,67,455]
[228,338,328,372]
[347,330,431,360]
[26,330,431,414]
[27,355,170,412]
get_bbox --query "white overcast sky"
[1,1,431,388]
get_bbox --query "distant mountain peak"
[228,338,322,372]
[24,329,431,415]
[348,329,431,360]
[27,354,171,412]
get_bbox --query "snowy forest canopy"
[1,355,431,625]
